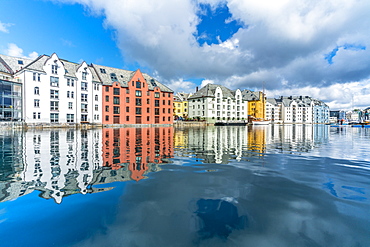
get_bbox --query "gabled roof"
[241,89,261,101]
[0,54,34,74]
[188,84,235,99]
[91,64,173,92]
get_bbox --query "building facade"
[188,84,248,123]
[173,92,192,120]
[93,65,173,125]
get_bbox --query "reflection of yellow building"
[247,126,266,155]
[173,128,189,148]
[242,90,265,119]
[173,92,192,119]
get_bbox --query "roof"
[0,54,34,74]
[241,89,261,101]
[92,64,173,92]
[188,84,235,99]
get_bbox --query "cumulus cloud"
[5,43,39,59]
[51,0,370,109]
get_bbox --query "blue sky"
[1,0,370,110]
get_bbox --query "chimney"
[196,86,198,92]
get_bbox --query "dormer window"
[52,65,58,74]
[110,73,118,82]
[82,71,87,80]
[18,60,23,65]
[100,68,106,74]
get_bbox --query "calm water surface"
[0,125,369,247]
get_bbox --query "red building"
[93,64,173,125]
[102,127,174,181]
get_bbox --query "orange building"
[102,127,174,181]
[93,64,174,124]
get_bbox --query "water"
[0,125,369,247]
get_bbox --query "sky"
[1,0,370,110]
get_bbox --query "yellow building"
[173,92,192,120]
[242,90,266,120]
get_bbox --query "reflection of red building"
[93,65,174,125]
[103,127,174,181]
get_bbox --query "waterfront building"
[188,84,248,123]
[241,89,265,120]
[93,64,173,125]
[278,96,329,124]
[173,92,192,120]
[265,98,282,122]
[13,53,102,125]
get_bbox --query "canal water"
[0,125,369,247]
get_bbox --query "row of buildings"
[174,84,330,124]
[0,53,173,126]
[1,52,329,126]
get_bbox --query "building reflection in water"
[0,127,173,204]
[175,124,329,163]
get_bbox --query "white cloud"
[51,0,370,110]
[5,43,39,59]
[0,21,12,33]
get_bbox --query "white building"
[269,96,329,124]
[15,53,102,125]
[188,84,248,123]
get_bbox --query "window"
[126,106,129,112]
[95,95,98,101]
[81,93,88,102]
[95,104,98,111]
[155,92,160,98]
[105,106,109,112]
[18,60,24,65]
[94,84,99,91]
[110,73,117,81]
[67,91,70,98]
[147,91,150,96]
[50,90,59,99]
[126,97,130,103]
[68,102,73,109]
[114,106,120,114]
[50,113,59,123]
[113,97,120,104]
[147,108,150,113]
[136,108,141,114]
[163,100,165,105]
[50,76,59,87]
[52,65,58,74]
[67,114,74,123]
[136,98,142,106]
[100,68,106,73]
[82,71,87,80]
[81,103,88,113]
[34,99,40,107]
[81,114,87,122]
[168,100,171,105]
[33,112,36,119]
[81,81,88,91]
[135,90,142,97]
[38,112,41,119]
[33,73,40,81]
[155,100,159,107]
[136,81,141,88]
[155,108,160,115]
[50,101,59,111]
[147,99,150,104]
[126,89,130,94]
[113,88,120,95]
[34,87,39,95]
[67,78,70,86]
[71,91,74,98]
[126,116,129,121]
[105,87,109,92]
[105,115,109,121]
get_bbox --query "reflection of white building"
[22,129,102,203]
[187,126,248,163]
